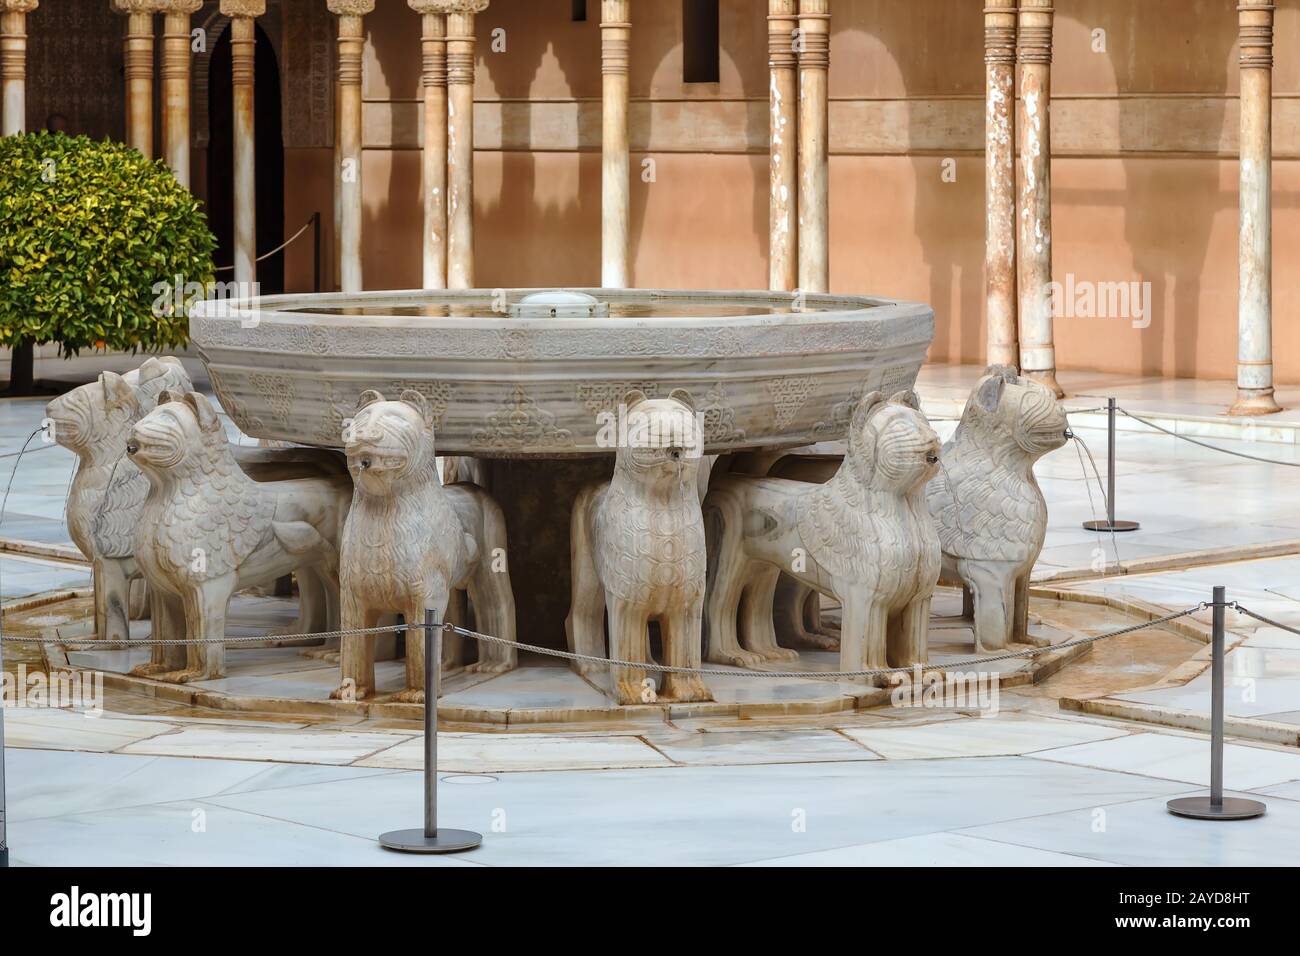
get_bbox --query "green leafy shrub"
[0,132,215,359]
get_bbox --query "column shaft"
[419,12,448,289]
[336,15,365,293]
[0,5,34,137]
[797,0,829,294]
[124,11,154,156]
[768,0,798,292]
[230,16,256,284]
[1231,1,1279,415]
[985,0,1017,368]
[601,0,631,288]
[446,10,477,289]
[1016,0,1060,396]
[161,10,194,186]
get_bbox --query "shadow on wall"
[477,0,603,288]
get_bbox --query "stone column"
[444,2,487,290]
[1230,1,1280,415]
[159,1,201,187]
[329,1,374,295]
[0,1,36,136]
[410,1,449,290]
[768,0,798,292]
[1016,0,1061,396]
[222,0,263,285]
[984,0,1017,368]
[113,0,156,156]
[601,0,631,288]
[797,0,829,294]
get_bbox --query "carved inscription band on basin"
[190,288,934,457]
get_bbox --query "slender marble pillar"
[797,0,829,294]
[768,0,798,292]
[1016,0,1061,397]
[221,0,264,286]
[410,1,449,290]
[446,1,487,289]
[159,1,201,187]
[114,0,156,157]
[0,1,36,136]
[601,0,631,288]
[1230,1,1280,415]
[984,0,1018,369]
[329,1,374,295]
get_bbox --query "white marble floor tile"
[839,715,1130,760]
[959,790,1300,867]
[739,830,1117,867]
[204,756,1184,866]
[356,732,671,772]
[1031,732,1300,789]
[639,728,877,766]
[4,749,280,821]
[4,707,178,752]
[9,800,481,868]
[117,725,414,766]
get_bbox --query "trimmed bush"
[0,132,215,376]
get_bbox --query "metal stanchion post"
[1083,397,1140,532]
[379,609,482,853]
[1167,586,1267,820]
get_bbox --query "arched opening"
[206,22,285,294]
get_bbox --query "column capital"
[110,0,159,13]
[1016,0,1053,66]
[0,1,38,14]
[327,0,375,15]
[768,0,798,71]
[983,0,1016,66]
[1238,1,1274,71]
[155,0,202,14]
[218,0,265,18]
[409,0,488,13]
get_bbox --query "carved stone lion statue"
[127,391,352,682]
[925,365,1069,650]
[704,390,940,675]
[45,358,192,643]
[334,390,517,703]
[566,390,712,705]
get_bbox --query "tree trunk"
[7,341,34,395]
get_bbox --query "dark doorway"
[207,23,284,294]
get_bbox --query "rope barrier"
[1116,407,1300,468]
[2,603,1210,680]
[213,214,318,273]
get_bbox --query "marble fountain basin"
[189,288,934,455]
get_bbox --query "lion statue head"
[964,365,1069,457]
[843,389,941,494]
[616,389,703,486]
[127,390,226,478]
[342,390,438,495]
[46,357,191,459]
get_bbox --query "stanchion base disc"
[1082,519,1141,533]
[1166,796,1267,820]
[379,828,482,854]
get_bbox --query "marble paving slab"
[9,800,481,868]
[1030,732,1300,789]
[838,715,1131,760]
[639,727,877,766]
[355,732,672,772]
[202,756,1185,866]
[4,707,179,752]
[957,790,1300,867]
[117,724,416,766]
[740,830,1118,867]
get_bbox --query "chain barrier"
[3,603,1212,681]
[1115,407,1300,468]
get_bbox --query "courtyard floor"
[3,364,1300,866]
